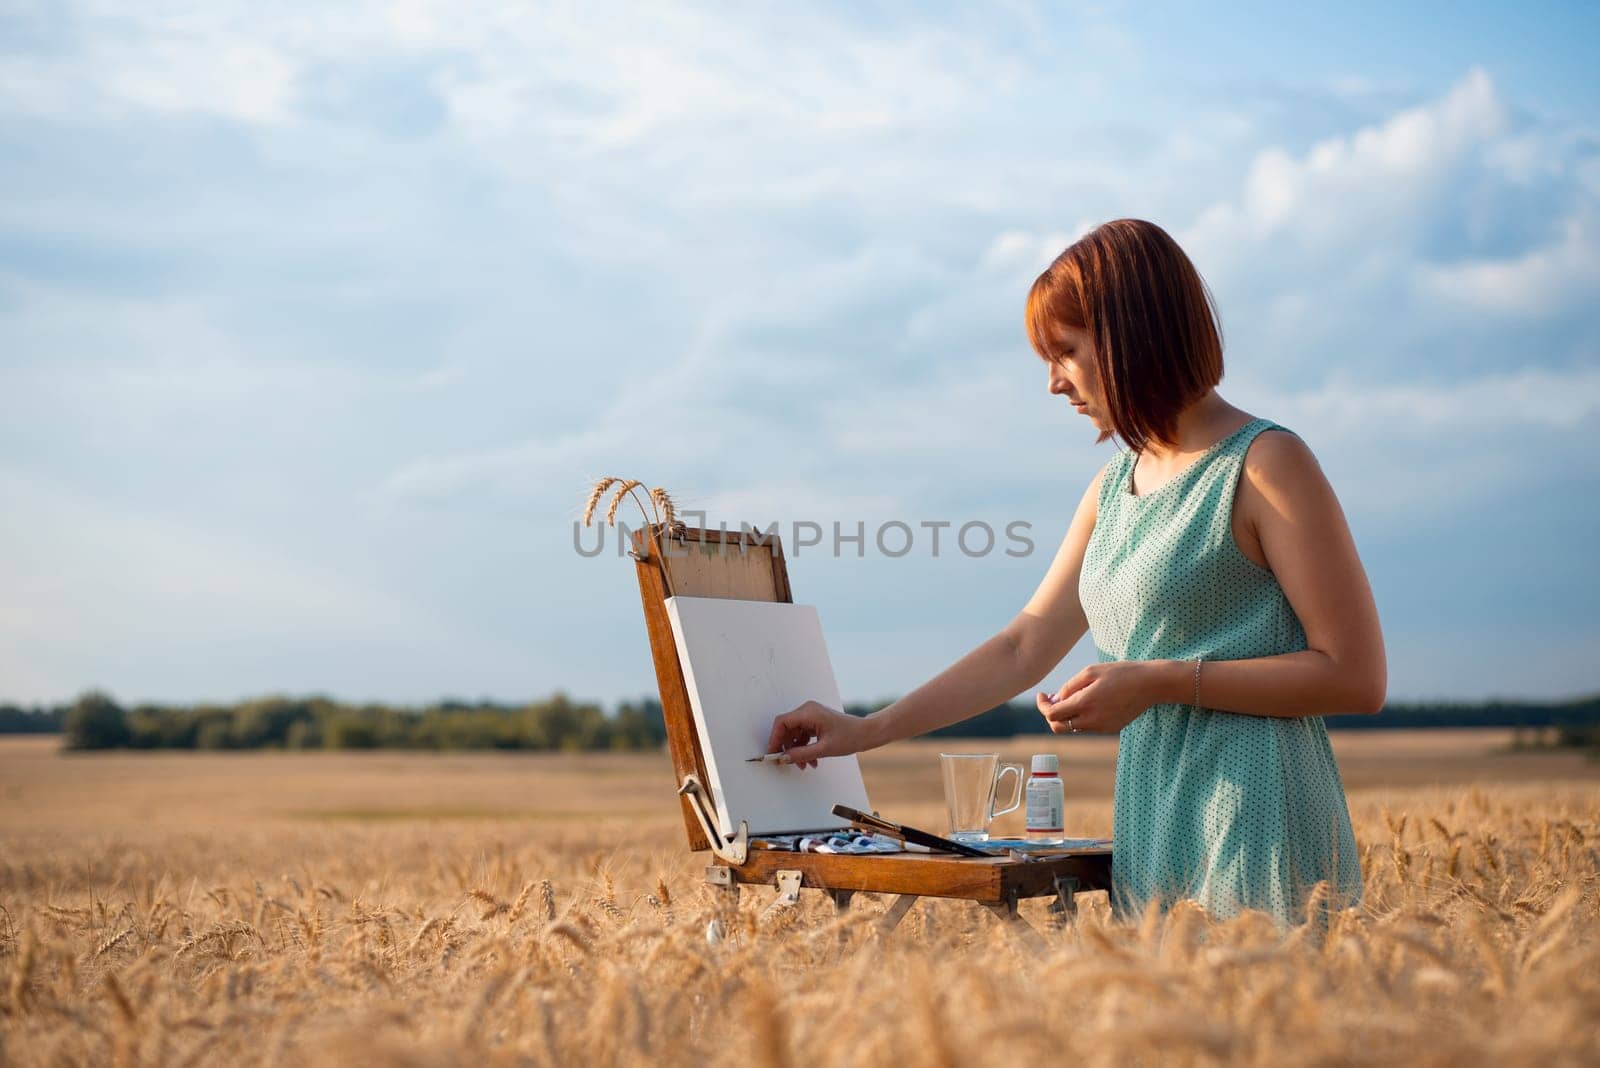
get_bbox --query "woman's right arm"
[767,461,1107,767]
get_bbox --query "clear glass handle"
[990,762,1025,819]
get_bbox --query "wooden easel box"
[630,522,1110,905]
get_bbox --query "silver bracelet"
[1193,656,1204,709]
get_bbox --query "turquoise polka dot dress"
[1078,416,1363,928]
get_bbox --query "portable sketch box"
[629,521,1111,941]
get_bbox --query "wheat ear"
[578,474,678,597]
[650,486,682,536]
[582,477,621,526]
[604,479,648,525]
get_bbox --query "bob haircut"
[1024,218,1224,454]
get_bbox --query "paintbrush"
[830,804,991,857]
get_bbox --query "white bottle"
[1025,754,1065,844]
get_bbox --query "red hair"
[1025,218,1224,453]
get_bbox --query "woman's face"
[1043,323,1105,424]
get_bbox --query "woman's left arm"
[1040,431,1387,731]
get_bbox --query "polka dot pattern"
[1077,417,1364,929]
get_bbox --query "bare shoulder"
[1248,425,1324,476]
[1238,426,1341,524]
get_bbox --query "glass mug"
[939,753,1024,842]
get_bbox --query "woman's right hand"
[764,700,877,769]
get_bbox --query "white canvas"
[663,595,870,837]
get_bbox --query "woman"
[766,218,1384,928]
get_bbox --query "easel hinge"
[678,774,749,865]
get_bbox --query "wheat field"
[2,732,1597,1066]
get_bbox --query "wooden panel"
[631,523,796,851]
[731,848,1112,902]
[663,538,783,600]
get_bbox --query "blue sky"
[1,2,1596,709]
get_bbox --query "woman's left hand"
[1036,661,1157,734]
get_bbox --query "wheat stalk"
[467,888,508,921]
[544,922,591,954]
[507,882,535,924]
[581,477,620,527]
[405,916,440,956]
[103,971,137,1024]
[604,479,646,525]
[6,748,1600,1065]
[8,929,35,1012]
[90,927,134,960]
[579,474,683,597]
[650,486,684,537]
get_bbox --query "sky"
[1,1,1597,711]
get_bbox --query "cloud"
[378,425,615,509]
[414,6,1022,149]
[1415,206,1600,317]
[1271,363,1600,433]
[0,2,1023,149]
[1187,67,1510,247]
[1,6,1595,704]
[1156,68,1599,392]
[0,465,438,701]
[372,65,1600,542]
[1231,364,1600,525]
[0,467,422,634]
[0,3,298,123]
[980,225,1095,275]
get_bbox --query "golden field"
[1,731,1597,1066]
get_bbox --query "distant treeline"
[840,693,1600,736]
[3,692,667,752]
[2,690,1596,752]
[0,705,65,733]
